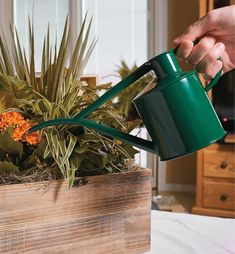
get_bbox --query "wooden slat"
[192,206,235,218]
[224,134,235,144]
[203,143,235,179]
[207,0,214,11]
[80,74,98,88]
[195,150,203,207]
[203,180,235,210]
[199,0,208,18]
[0,169,151,254]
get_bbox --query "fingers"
[187,36,216,65]
[203,60,223,80]
[199,42,224,80]
[175,40,194,59]
[173,7,234,77]
[196,42,225,73]
[174,38,225,80]
[175,36,216,61]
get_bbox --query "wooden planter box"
[0,169,151,254]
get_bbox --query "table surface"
[146,211,235,254]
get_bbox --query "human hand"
[174,5,235,80]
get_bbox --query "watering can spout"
[29,118,158,154]
[28,60,159,155]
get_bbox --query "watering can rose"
[0,112,40,145]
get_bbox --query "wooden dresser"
[193,135,235,218]
[191,0,235,219]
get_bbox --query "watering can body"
[133,69,226,160]
[29,49,226,161]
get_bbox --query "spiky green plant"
[0,15,139,189]
[116,59,153,119]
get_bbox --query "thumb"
[174,14,214,44]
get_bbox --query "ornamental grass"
[0,15,140,189]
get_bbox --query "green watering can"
[29,47,226,161]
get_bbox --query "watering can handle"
[174,39,222,92]
[28,61,157,154]
[74,61,152,119]
[204,57,222,92]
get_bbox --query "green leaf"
[49,16,70,102]
[22,155,39,169]
[28,16,36,90]
[0,93,15,112]
[0,161,20,173]
[0,35,14,75]
[62,134,77,163]
[33,140,49,159]
[0,73,32,102]
[67,167,75,190]
[74,17,93,78]
[74,145,89,154]
[0,132,23,157]
[78,133,100,144]
[9,24,25,80]
[43,144,51,159]
[70,153,87,169]
[65,12,88,85]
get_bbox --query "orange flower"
[12,127,25,141]
[24,131,40,145]
[0,112,40,145]
[0,112,24,130]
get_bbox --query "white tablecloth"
[146,211,235,254]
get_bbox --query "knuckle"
[204,68,216,80]
[215,42,225,52]
[207,47,223,62]
[177,45,191,59]
[188,53,200,65]
[203,61,221,80]
[200,40,213,52]
[206,10,217,24]
[206,54,215,64]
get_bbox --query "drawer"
[203,181,234,211]
[203,144,235,179]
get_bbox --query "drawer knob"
[220,194,228,201]
[220,160,228,169]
